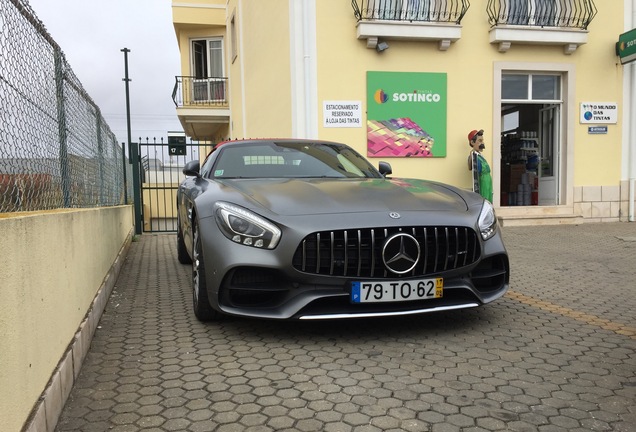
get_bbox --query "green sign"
[168,132,186,156]
[167,134,186,146]
[367,72,447,158]
[617,28,636,65]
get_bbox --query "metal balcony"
[352,0,470,23]
[172,76,230,140]
[487,0,597,29]
[351,0,470,51]
[486,0,597,54]
[172,76,229,108]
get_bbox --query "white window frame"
[190,37,225,103]
[493,62,575,210]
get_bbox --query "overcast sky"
[28,0,183,145]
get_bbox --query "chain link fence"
[0,0,131,213]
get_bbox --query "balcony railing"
[351,0,470,50]
[352,0,470,24]
[487,0,596,53]
[172,76,228,108]
[486,0,597,29]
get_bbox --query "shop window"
[502,75,528,99]
[532,75,560,100]
[502,74,561,101]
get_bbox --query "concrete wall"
[0,206,134,432]
[575,183,631,222]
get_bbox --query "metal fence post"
[121,47,142,234]
[130,142,143,235]
[96,111,105,206]
[122,143,128,205]
[54,48,71,208]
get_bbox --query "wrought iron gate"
[136,139,209,233]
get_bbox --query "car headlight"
[478,200,497,241]
[214,202,281,249]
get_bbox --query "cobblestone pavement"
[55,223,636,432]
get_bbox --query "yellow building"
[172,0,636,225]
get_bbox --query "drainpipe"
[630,0,636,221]
[630,64,635,221]
[301,0,317,139]
[302,0,311,138]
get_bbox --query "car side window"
[200,153,216,178]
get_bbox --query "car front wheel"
[192,219,220,321]
[177,218,192,264]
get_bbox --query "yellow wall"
[311,0,625,189]
[172,0,226,30]
[174,0,626,203]
[231,0,624,191]
[568,7,624,187]
[227,0,293,138]
[0,207,133,432]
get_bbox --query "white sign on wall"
[580,102,618,124]
[323,101,362,128]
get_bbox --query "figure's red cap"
[468,129,484,142]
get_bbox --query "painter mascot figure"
[467,129,493,203]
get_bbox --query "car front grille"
[292,226,481,278]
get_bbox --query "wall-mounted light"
[376,41,389,53]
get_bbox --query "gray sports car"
[177,139,509,321]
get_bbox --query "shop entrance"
[499,73,562,207]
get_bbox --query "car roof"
[214,138,345,149]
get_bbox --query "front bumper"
[198,214,509,320]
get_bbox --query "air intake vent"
[292,226,480,278]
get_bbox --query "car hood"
[217,178,468,216]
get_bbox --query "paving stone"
[53,224,636,431]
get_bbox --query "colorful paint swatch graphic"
[367,118,434,157]
[367,72,447,157]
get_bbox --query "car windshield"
[211,141,383,179]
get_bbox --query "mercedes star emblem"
[382,233,420,274]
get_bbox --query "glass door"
[206,39,225,101]
[191,38,224,102]
[538,105,560,205]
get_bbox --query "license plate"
[351,278,443,303]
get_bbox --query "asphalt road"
[55,223,636,432]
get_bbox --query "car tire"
[177,222,192,264]
[192,219,220,321]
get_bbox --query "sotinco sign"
[366,71,447,158]
[617,28,636,65]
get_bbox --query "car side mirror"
[183,160,201,177]
[378,161,392,176]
